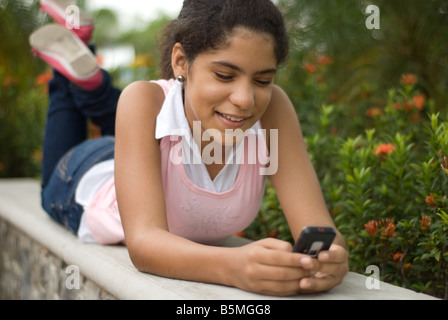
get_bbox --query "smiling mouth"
[216,112,249,122]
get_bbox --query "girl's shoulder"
[118,80,167,120]
[261,84,298,131]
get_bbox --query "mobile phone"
[292,226,336,258]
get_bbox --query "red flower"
[441,156,448,174]
[420,216,431,230]
[393,252,403,262]
[35,70,53,86]
[365,219,396,237]
[380,219,396,238]
[375,143,396,157]
[364,220,378,236]
[412,94,425,110]
[425,194,438,207]
[303,62,317,74]
[317,55,332,66]
[400,73,418,86]
[366,107,383,118]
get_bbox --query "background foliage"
[245,0,448,299]
[0,1,48,177]
[1,0,447,298]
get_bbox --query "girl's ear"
[171,43,188,80]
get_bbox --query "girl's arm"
[261,85,348,292]
[114,81,312,296]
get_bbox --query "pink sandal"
[40,0,95,44]
[30,24,102,90]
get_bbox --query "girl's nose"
[229,81,254,110]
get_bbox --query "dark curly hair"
[158,0,289,79]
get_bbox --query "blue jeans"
[41,69,121,233]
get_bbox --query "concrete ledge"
[0,179,438,300]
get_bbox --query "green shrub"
[0,71,48,178]
[245,74,448,299]
[0,1,49,178]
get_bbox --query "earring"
[177,75,185,83]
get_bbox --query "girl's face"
[181,27,277,146]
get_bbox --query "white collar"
[155,79,191,140]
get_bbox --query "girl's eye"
[215,73,233,81]
[256,79,273,86]
[215,72,273,86]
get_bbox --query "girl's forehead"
[197,27,277,70]
[222,27,275,52]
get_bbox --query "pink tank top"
[85,80,268,245]
[160,134,267,245]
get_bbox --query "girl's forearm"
[127,228,236,287]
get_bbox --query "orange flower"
[375,143,396,157]
[393,252,403,262]
[317,55,332,66]
[441,156,448,174]
[303,62,317,74]
[380,219,396,238]
[393,253,411,270]
[382,224,396,237]
[35,70,53,86]
[400,73,418,86]
[425,194,438,207]
[366,107,383,118]
[364,220,378,236]
[403,262,412,271]
[412,94,425,110]
[420,216,431,230]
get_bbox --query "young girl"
[31,0,348,297]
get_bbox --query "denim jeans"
[41,69,121,233]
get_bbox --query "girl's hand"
[296,244,349,293]
[229,238,314,297]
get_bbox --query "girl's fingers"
[298,274,343,293]
[250,262,312,282]
[296,244,349,293]
[250,238,311,268]
[318,244,348,263]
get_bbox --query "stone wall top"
[0,179,438,300]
